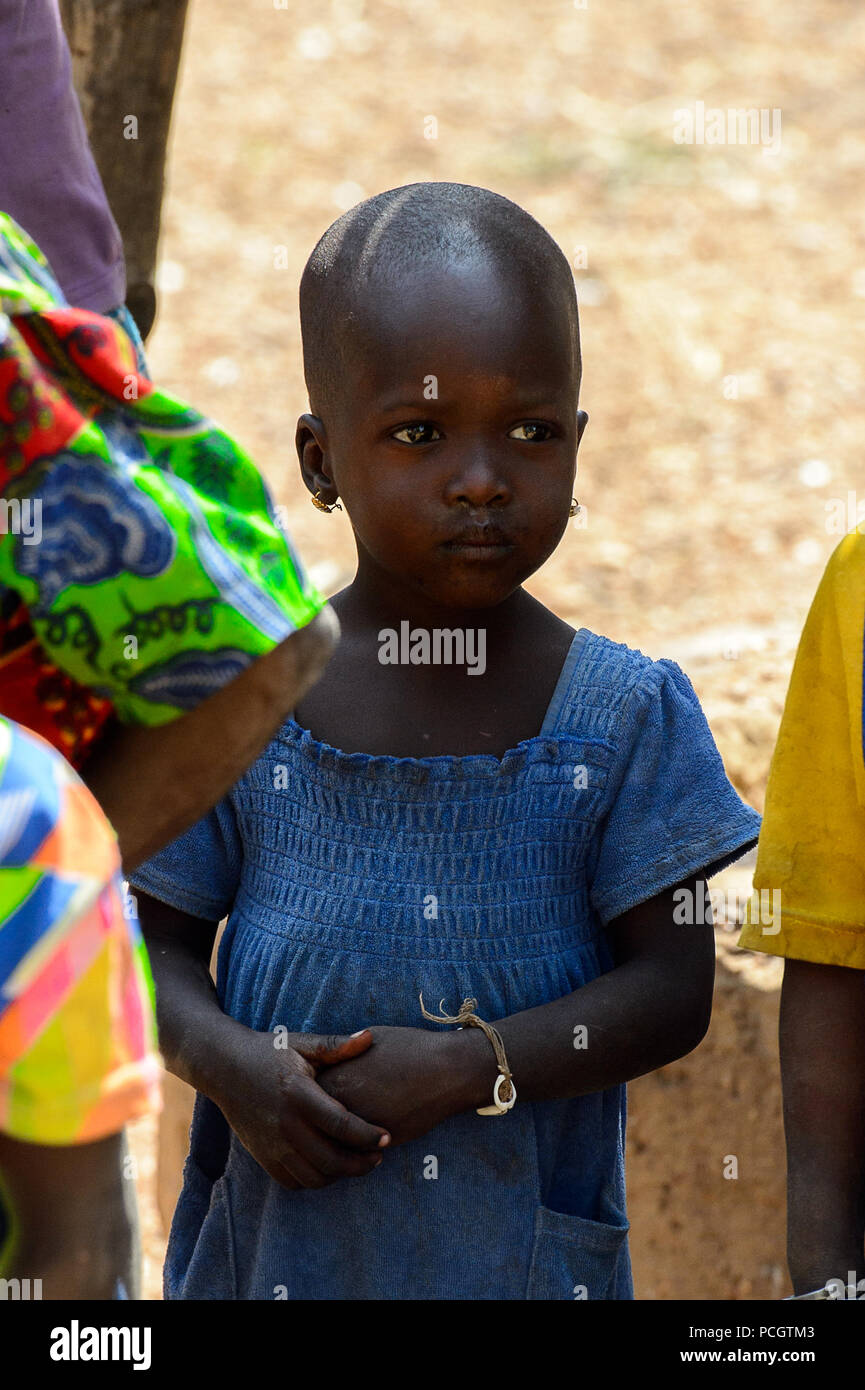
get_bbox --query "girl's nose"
[444,456,511,508]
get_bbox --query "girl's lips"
[441,528,513,548]
[441,537,514,560]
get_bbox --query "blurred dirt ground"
[128,0,865,1297]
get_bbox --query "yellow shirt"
[739,532,865,967]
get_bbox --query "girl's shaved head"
[299,182,580,418]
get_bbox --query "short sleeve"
[590,658,762,925]
[739,535,865,967]
[128,793,243,922]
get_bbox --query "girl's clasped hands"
[212,1023,478,1190]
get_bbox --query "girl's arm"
[318,877,715,1136]
[137,891,390,1188]
[136,891,247,1099]
[452,875,715,1105]
[779,957,865,1295]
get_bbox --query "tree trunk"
[58,0,189,338]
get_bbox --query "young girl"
[132,182,761,1301]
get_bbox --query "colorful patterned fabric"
[0,212,325,766]
[740,531,865,967]
[0,714,161,1144]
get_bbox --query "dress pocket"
[525,1204,631,1301]
[168,1161,238,1301]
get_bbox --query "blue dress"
[131,628,761,1300]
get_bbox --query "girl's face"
[297,258,587,613]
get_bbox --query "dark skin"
[139,893,389,1189]
[142,875,713,1175]
[140,252,716,1186]
[0,1132,137,1298]
[780,958,865,1294]
[298,260,584,760]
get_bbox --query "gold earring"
[569,497,581,517]
[311,490,342,513]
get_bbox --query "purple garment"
[0,0,126,312]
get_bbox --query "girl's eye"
[391,423,442,444]
[509,422,555,442]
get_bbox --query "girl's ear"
[576,409,589,446]
[296,413,337,502]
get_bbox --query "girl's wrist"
[173,1011,258,1105]
[440,1025,502,1114]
